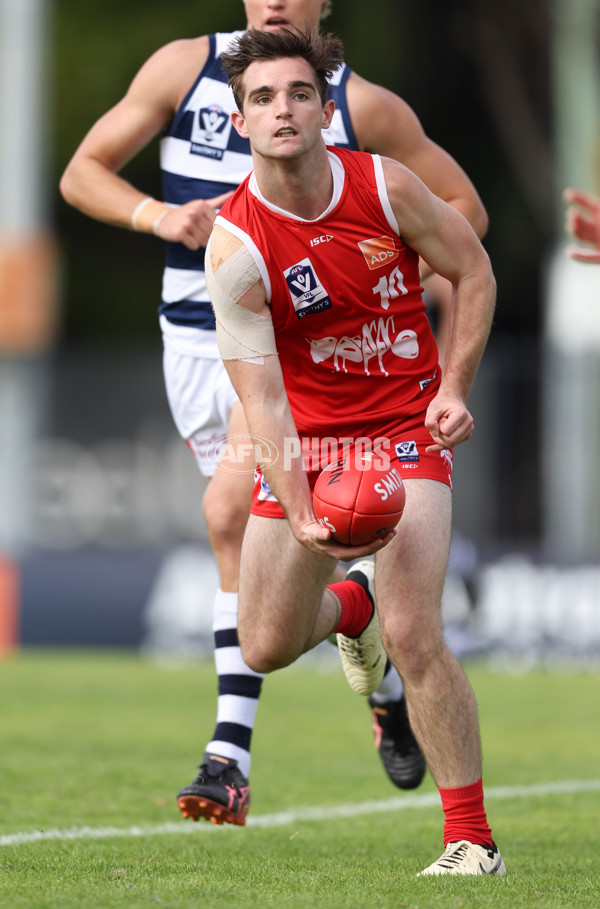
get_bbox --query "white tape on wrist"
[152,207,170,236]
[131,197,170,233]
[131,197,154,230]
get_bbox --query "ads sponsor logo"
[205,434,279,474]
[190,104,233,160]
[357,235,400,270]
[284,258,332,318]
[395,440,420,463]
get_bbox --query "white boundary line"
[2,779,599,848]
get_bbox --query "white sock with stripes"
[203,589,264,779]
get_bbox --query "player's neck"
[253,148,334,221]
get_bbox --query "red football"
[313,449,405,545]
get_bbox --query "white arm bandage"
[206,233,278,361]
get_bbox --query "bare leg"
[202,400,253,592]
[375,478,482,788]
[183,401,261,799]
[238,513,340,674]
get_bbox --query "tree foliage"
[52,0,553,342]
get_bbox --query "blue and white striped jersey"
[158,31,359,352]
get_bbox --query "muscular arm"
[348,74,488,238]
[207,226,391,560]
[382,158,496,450]
[207,226,318,534]
[59,37,232,249]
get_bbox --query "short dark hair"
[221,26,344,112]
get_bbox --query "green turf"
[1,650,599,908]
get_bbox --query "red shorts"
[250,410,453,519]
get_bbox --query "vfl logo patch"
[284,258,332,319]
[256,469,278,502]
[190,104,232,160]
[357,235,400,270]
[395,440,420,463]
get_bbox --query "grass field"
[1,649,599,908]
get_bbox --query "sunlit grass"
[1,650,599,907]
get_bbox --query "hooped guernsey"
[158,31,359,354]
[214,146,442,438]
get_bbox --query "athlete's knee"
[238,633,294,675]
[238,612,299,674]
[240,648,287,675]
[380,610,444,680]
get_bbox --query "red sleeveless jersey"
[216,147,441,437]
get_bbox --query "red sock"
[329,579,373,637]
[439,778,493,847]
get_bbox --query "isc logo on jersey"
[357,236,400,270]
[190,103,233,160]
[284,258,333,319]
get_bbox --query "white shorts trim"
[162,347,237,477]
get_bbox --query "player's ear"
[231,109,248,138]
[322,98,335,131]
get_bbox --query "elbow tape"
[206,234,278,360]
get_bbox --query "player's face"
[243,0,328,32]
[231,57,334,161]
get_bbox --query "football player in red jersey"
[208,26,504,877]
[564,187,600,262]
[60,0,487,824]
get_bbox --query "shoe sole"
[337,614,385,694]
[337,560,385,696]
[177,794,249,826]
[417,843,506,876]
[418,861,506,876]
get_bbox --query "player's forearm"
[440,271,496,401]
[248,404,315,529]
[225,359,315,529]
[60,157,163,232]
[263,450,315,532]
